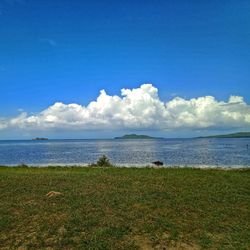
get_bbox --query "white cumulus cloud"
[1,84,250,131]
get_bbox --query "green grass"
[0,167,249,249]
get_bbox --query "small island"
[32,137,49,140]
[198,132,250,138]
[114,134,163,139]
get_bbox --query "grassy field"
[0,167,249,250]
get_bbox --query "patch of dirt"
[133,233,200,250]
[155,240,200,250]
[24,199,38,205]
[58,226,67,236]
[167,242,200,250]
[134,235,153,250]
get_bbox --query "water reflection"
[0,138,249,167]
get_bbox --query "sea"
[0,138,249,168]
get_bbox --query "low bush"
[96,155,113,167]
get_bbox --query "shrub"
[96,155,112,167]
[18,163,29,168]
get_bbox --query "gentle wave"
[0,138,249,168]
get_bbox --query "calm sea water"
[0,138,249,168]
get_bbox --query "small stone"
[152,161,164,166]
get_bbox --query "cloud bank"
[1,84,250,132]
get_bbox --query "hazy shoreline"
[1,164,249,169]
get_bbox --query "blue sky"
[0,0,250,139]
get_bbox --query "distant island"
[32,137,49,140]
[114,134,163,139]
[198,132,250,138]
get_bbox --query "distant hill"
[32,137,48,140]
[198,132,250,138]
[114,134,163,139]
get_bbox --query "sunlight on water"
[0,138,249,168]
